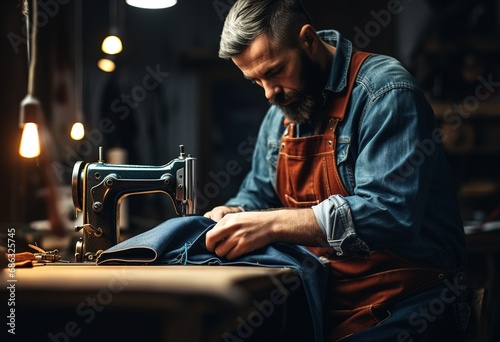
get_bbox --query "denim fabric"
[342,282,455,342]
[225,30,466,271]
[97,216,328,342]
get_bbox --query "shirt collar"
[317,30,353,94]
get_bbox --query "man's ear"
[298,24,318,55]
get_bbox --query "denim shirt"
[225,30,466,271]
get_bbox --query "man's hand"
[205,208,326,260]
[203,206,243,221]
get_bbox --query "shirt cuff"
[312,196,371,257]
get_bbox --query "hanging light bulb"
[70,122,85,140]
[19,0,42,159]
[19,123,40,158]
[101,0,123,55]
[71,0,85,140]
[97,56,116,72]
[19,95,41,158]
[18,95,41,159]
[101,33,122,55]
[126,0,177,9]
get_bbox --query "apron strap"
[282,51,372,131]
[331,51,372,121]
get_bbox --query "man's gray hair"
[219,0,312,59]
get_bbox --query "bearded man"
[204,1,466,340]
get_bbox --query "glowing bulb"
[70,122,85,140]
[126,0,177,9]
[19,122,40,158]
[101,35,122,55]
[98,58,116,72]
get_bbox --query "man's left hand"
[205,208,325,260]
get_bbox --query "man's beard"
[268,52,325,124]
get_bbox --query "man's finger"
[206,225,225,251]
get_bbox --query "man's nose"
[263,81,281,100]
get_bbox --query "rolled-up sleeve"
[312,196,370,257]
[313,84,438,257]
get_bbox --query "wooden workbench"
[1,264,307,341]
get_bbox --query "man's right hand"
[203,206,244,222]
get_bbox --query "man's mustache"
[269,90,301,107]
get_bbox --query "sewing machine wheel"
[72,161,85,212]
[74,238,83,262]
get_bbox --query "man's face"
[232,34,325,123]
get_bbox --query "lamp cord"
[110,0,118,28]
[22,0,30,68]
[23,0,38,96]
[74,0,82,119]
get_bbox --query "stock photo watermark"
[197,135,256,212]
[212,0,411,49]
[398,275,468,341]
[5,228,17,336]
[222,254,320,341]
[352,0,410,49]
[388,72,500,184]
[7,0,71,54]
[51,63,170,183]
[213,0,236,22]
[46,269,135,341]
[441,74,500,129]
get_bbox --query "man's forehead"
[232,35,280,72]
[246,34,275,55]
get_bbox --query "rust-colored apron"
[276,52,454,341]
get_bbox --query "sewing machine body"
[72,146,197,262]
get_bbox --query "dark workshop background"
[0,0,500,338]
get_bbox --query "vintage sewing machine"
[71,145,197,262]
